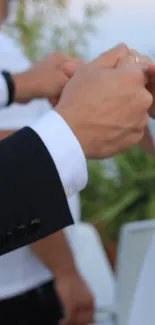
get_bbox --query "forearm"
[0,71,35,106]
[12,71,39,104]
[31,230,77,278]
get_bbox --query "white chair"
[128,234,155,325]
[65,222,115,321]
[115,220,155,325]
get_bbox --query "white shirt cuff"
[31,110,88,197]
[0,73,8,107]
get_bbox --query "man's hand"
[56,271,94,325]
[13,52,83,106]
[56,44,153,159]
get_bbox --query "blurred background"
[3,0,155,269]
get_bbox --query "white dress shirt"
[0,31,85,299]
[128,235,155,325]
[0,194,81,299]
[0,32,88,196]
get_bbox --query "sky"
[82,0,155,58]
[71,0,155,137]
[9,0,155,58]
[3,0,155,133]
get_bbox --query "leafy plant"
[5,0,106,61]
[81,147,155,244]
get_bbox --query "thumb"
[93,43,129,68]
[63,58,85,78]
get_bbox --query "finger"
[129,49,141,63]
[148,64,155,76]
[136,65,149,85]
[92,43,129,68]
[117,63,149,85]
[63,58,85,78]
[48,95,60,107]
[130,49,152,65]
[117,50,152,68]
[147,66,155,90]
[117,53,136,67]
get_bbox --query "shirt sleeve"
[0,72,88,196]
[0,73,8,107]
[31,110,88,197]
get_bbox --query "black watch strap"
[1,71,15,106]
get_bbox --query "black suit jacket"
[0,127,73,256]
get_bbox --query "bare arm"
[31,229,94,325]
[31,230,77,278]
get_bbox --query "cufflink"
[27,219,41,234]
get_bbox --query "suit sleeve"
[0,127,74,255]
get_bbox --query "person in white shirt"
[0,7,95,325]
[0,1,155,325]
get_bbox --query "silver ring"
[135,55,140,64]
[130,53,140,64]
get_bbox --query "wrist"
[12,70,39,103]
[56,104,88,158]
[54,262,78,280]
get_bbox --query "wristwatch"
[0,71,15,108]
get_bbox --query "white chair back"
[65,222,115,311]
[115,220,155,325]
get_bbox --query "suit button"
[27,219,41,234]
[14,225,26,239]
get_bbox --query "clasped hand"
[14,44,155,160]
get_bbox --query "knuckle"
[141,90,153,109]
[115,43,129,62]
[120,43,129,55]
[146,91,153,107]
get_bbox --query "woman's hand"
[117,50,155,154]
[116,49,155,118]
[13,52,84,106]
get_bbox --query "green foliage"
[81,161,105,222]
[5,0,105,61]
[81,147,155,244]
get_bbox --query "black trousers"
[0,281,63,324]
